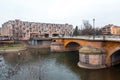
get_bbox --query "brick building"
[1,19,73,40]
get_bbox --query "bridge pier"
[50,42,65,52]
[105,56,111,68]
[78,46,107,69]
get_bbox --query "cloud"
[0,0,120,27]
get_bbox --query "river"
[0,48,120,80]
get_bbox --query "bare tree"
[81,20,94,35]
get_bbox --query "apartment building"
[101,24,120,35]
[1,19,73,40]
[111,26,120,35]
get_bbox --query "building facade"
[1,19,73,40]
[101,24,120,35]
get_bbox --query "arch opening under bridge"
[111,49,120,66]
[65,42,81,51]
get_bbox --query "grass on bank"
[0,45,25,50]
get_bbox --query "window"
[27,30,29,33]
[30,28,32,32]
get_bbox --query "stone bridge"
[51,36,120,69]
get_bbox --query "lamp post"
[93,18,95,32]
[93,18,95,39]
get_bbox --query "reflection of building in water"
[1,19,73,40]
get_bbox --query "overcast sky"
[0,0,120,28]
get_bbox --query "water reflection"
[0,49,120,80]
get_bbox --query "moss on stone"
[79,46,105,54]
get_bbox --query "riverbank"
[0,45,26,53]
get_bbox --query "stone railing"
[52,35,120,41]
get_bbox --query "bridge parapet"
[52,35,120,41]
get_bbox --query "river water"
[0,48,120,80]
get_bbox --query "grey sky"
[0,0,120,28]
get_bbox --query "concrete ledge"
[27,45,50,49]
[77,62,106,69]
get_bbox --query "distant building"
[101,24,120,35]
[1,19,73,40]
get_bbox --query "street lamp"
[93,18,95,31]
[93,18,95,39]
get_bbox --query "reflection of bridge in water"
[51,35,120,69]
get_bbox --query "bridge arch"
[65,42,81,51]
[109,47,120,66]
